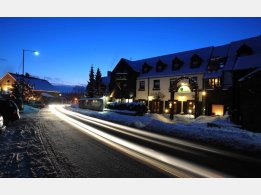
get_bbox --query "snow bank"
[22,105,40,114]
[67,105,261,153]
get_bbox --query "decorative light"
[178,96,186,101]
[188,109,192,114]
[148,96,154,101]
[165,109,169,113]
[202,91,206,96]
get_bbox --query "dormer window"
[172,57,184,70]
[208,57,227,72]
[237,44,253,57]
[190,54,202,68]
[142,62,152,74]
[156,60,167,72]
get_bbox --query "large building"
[109,35,261,130]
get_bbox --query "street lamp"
[22,49,40,75]
[21,49,39,102]
[202,91,206,115]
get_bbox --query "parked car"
[28,100,45,109]
[0,114,6,132]
[10,98,24,111]
[0,94,24,111]
[0,99,20,125]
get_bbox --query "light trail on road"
[49,104,232,177]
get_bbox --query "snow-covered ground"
[0,105,59,177]
[21,104,40,114]
[67,105,261,153]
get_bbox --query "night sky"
[1,17,261,85]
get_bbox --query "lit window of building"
[208,78,221,88]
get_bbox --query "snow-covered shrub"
[106,102,148,115]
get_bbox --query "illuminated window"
[208,78,221,88]
[153,80,160,90]
[139,81,145,91]
[212,104,224,116]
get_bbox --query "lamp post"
[22,49,39,76]
[202,91,206,115]
[21,49,39,101]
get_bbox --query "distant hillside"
[52,84,85,94]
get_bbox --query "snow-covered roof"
[228,35,261,57]
[115,35,261,76]
[9,73,59,92]
[211,44,230,57]
[204,71,222,79]
[233,53,261,70]
[41,92,55,97]
[124,47,213,79]
[223,35,261,71]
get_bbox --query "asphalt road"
[6,105,260,178]
[36,107,167,177]
[47,105,261,178]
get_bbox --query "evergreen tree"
[11,79,33,101]
[94,68,103,97]
[86,65,95,98]
[12,80,22,99]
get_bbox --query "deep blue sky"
[1,17,261,85]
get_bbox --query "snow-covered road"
[1,104,261,178]
[0,106,165,177]
[50,105,261,177]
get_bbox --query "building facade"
[109,35,261,123]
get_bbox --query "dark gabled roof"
[123,47,213,79]
[233,54,261,70]
[8,73,59,92]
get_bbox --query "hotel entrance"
[174,83,195,114]
[176,100,195,114]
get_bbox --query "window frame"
[207,77,221,89]
[139,80,145,91]
[153,80,160,90]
